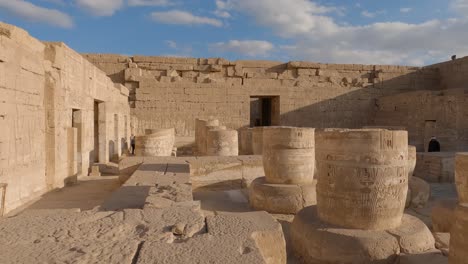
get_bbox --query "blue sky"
[1,0,467,65]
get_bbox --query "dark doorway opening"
[250,96,280,127]
[93,101,100,163]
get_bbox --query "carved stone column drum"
[262,127,315,184]
[449,204,468,264]
[408,145,417,177]
[196,119,219,155]
[195,119,207,155]
[315,129,409,230]
[135,128,175,156]
[455,153,468,204]
[207,129,239,156]
[239,127,253,155]
[252,127,264,155]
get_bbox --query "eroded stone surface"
[407,176,431,209]
[315,129,409,230]
[431,199,457,232]
[291,206,435,264]
[207,129,239,156]
[249,177,316,214]
[135,128,175,157]
[448,204,468,264]
[455,153,468,203]
[262,127,315,185]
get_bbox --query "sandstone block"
[455,153,468,203]
[249,177,316,214]
[407,176,430,208]
[263,127,315,185]
[239,127,253,155]
[291,206,434,264]
[448,204,468,264]
[206,129,239,156]
[431,199,457,232]
[135,128,175,157]
[399,250,448,264]
[252,127,264,155]
[315,129,409,230]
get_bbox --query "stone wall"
[373,57,468,151]
[0,23,48,213]
[0,22,130,214]
[373,88,468,151]
[428,56,468,90]
[83,55,440,137]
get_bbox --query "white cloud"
[151,10,223,27]
[361,10,376,18]
[451,0,468,15]
[128,0,172,6]
[0,0,73,28]
[361,10,385,18]
[212,40,274,57]
[400,7,412,13]
[219,0,468,65]
[214,10,231,18]
[75,0,123,16]
[218,0,338,37]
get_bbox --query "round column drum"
[315,129,408,230]
[252,127,265,155]
[448,204,468,264]
[198,119,219,155]
[239,127,253,155]
[408,145,417,177]
[135,128,175,157]
[195,119,207,155]
[207,129,239,156]
[262,127,315,184]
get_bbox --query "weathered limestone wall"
[373,88,468,151]
[428,56,468,90]
[0,22,130,214]
[0,23,48,213]
[83,55,440,137]
[44,42,131,188]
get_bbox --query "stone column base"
[248,177,316,214]
[291,206,435,264]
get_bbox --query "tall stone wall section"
[83,55,440,137]
[427,56,468,90]
[44,42,131,188]
[0,22,130,214]
[373,57,468,152]
[0,23,48,212]
[373,89,468,151]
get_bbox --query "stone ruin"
[1,21,468,264]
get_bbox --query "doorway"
[250,96,280,127]
[93,101,100,163]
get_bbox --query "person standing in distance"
[428,136,441,152]
[130,134,136,155]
